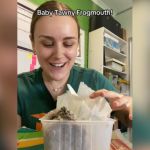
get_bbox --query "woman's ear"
[33,50,36,55]
[29,35,36,55]
[77,46,80,57]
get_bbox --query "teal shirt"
[18,66,115,130]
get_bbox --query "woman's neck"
[42,71,69,100]
[42,71,69,87]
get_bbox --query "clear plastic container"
[41,119,114,150]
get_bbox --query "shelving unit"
[103,66,127,76]
[104,46,127,59]
[88,27,129,94]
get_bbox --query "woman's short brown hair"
[30,0,80,41]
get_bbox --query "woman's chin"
[50,74,68,81]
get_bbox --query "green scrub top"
[18,66,115,130]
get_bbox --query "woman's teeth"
[50,63,66,67]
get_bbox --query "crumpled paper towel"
[57,82,112,120]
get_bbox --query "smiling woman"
[18,0,132,131]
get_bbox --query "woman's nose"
[53,44,64,58]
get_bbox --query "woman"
[18,1,132,130]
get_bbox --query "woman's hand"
[90,89,132,121]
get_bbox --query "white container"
[106,58,125,72]
[41,119,114,150]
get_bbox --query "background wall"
[115,9,132,38]
[17,0,40,73]
[132,0,150,145]
[132,0,150,114]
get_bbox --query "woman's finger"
[110,96,129,110]
[128,97,132,120]
[90,89,123,99]
[89,89,108,98]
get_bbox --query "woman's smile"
[49,62,66,68]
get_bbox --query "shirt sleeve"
[94,70,117,92]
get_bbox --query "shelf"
[104,45,127,59]
[106,58,126,66]
[89,26,129,95]
[103,66,127,76]
[102,27,127,45]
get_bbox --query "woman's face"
[32,15,79,81]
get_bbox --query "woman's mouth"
[49,62,66,68]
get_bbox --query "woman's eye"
[42,41,54,47]
[64,42,74,47]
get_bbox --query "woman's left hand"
[90,89,132,120]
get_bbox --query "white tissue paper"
[57,82,112,120]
